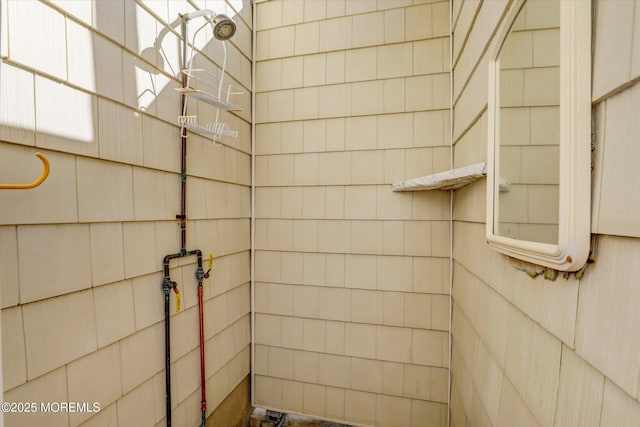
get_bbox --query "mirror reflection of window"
[496,0,560,245]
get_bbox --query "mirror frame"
[486,0,591,272]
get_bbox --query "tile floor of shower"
[249,408,353,427]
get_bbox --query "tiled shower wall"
[451,0,640,425]
[0,0,252,425]
[253,1,451,426]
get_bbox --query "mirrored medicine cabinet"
[486,0,592,271]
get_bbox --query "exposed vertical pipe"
[162,253,182,427]
[194,250,206,427]
[162,14,209,427]
[448,1,455,426]
[179,16,189,255]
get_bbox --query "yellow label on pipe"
[208,253,213,270]
[175,293,181,312]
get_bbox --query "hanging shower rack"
[176,19,243,141]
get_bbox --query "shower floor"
[249,408,353,427]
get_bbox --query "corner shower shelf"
[392,162,487,192]
[175,87,241,111]
[178,115,239,139]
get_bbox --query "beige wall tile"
[353,12,384,47]
[378,43,414,79]
[295,22,320,55]
[34,76,98,157]
[3,368,69,427]
[257,1,282,30]
[303,318,327,352]
[77,157,134,222]
[384,8,406,44]
[378,113,413,149]
[294,285,319,318]
[345,389,376,426]
[326,386,346,419]
[592,0,635,100]
[319,152,352,184]
[384,78,406,113]
[346,47,378,82]
[600,379,640,427]
[345,322,377,359]
[576,235,640,397]
[119,323,164,394]
[292,351,318,385]
[318,83,352,118]
[318,353,351,388]
[351,357,383,393]
[325,320,345,354]
[352,150,384,184]
[303,382,327,417]
[0,63,35,147]
[346,116,378,150]
[378,256,412,292]
[282,380,304,413]
[325,253,346,286]
[67,344,121,425]
[377,394,411,427]
[404,363,431,400]
[318,220,351,253]
[116,374,163,426]
[352,289,384,324]
[268,346,295,379]
[23,289,97,379]
[377,325,412,363]
[18,224,92,303]
[352,81,385,116]
[2,306,27,390]
[303,253,326,286]
[93,280,135,347]
[406,75,433,111]
[405,293,432,328]
[319,16,353,51]
[554,347,605,427]
[318,288,351,321]
[326,51,346,84]
[412,329,446,367]
[405,4,432,41]
[383,291,405,326]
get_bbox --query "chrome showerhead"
[211,14,236,40]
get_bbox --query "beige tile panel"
[3,367,69,427]
[554,346,605,427]
[592,0,635,100]
[17,224,91,303]
[281,380,303,414]
[352,12,384,48]
[93,279,135,347]
[295,22,320,56]
[119,322,164,394]
[377,394,411,427]
[303,382,327,417]
[345,47,378,82]
[345,389,376,426]
[593,84,640,237]
[576,235,640,398]
[0,226,19,308]
[67,343,121,425]
[600,379,640,427]
[0,63,35,147]
[23,289,97,379]
[77,157,134,222]
[319,16,353,52]
[2,306,27,391]
[116,374,164,427]
[256,0,282,30]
